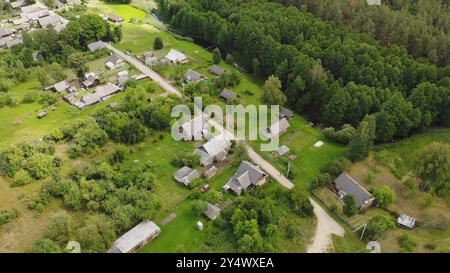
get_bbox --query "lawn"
[139,163,239,253]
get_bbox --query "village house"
[279,107,294,120]
[203,202,221,220]
[79,83,121,109]
[173,166,200,186]
[176,115,207,141]
[223,161,268,195]
[108,14,124,23]
[117,70,129,87]
[209,65,226,76]
[87,40,105,52]
[108,221,161,253]
[44,79,71,93]
[262,118,290,140]
[11,0,27,9]
[37,12,68,30]
[220,88,238,102]
[334,173,375,210]
[164,49,188,64]
[0,28,15,38]
[82,72,100,89]
[194,134,231,166]
[106,54,123,69]
[184,69,207,83]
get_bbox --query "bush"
[398,234,416,252]
[192,199,207,216]
[109,144,131,165]
[321,157,351,179]
[343,195,358,217]
[285,222,300,239]
[153,37,164,50]
[364,215,396,240]
[22,90,40,104]
[46,211,73,245]
[0,208,19,227]
[171,151,199,168]
[32,238,61,253]
[289,188,314,217]
[372,186,396,208]
[10,169,33,187]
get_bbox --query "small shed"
[276,145,290,156]
[108,14,124,23]
[203,202,221,220]
[209,65,225,75]
[184,69,207,83]
[174,166,200,186]
[108,221,160,253]
[203,166,218,179]
[87,41,105,52]
[397,214,416,229]
[279,107,294,120]
[37,111,48,119]
[220,88,238,102]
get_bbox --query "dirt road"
[103,43,182,97]
[307,199,345,253]
[104,44,344,252]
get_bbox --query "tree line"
[273,0,450,66]
[156,0,449,148]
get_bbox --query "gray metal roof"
[335,173,375,208]
[220,88,238,101]
[225,161,267,195]
[185,69,206,82]
[108,221,160,253]
[203,202,221,220]
[174,166,200,186]
[209,65,225,75]
[107,54,121,65]
[87,41,105,52]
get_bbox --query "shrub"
[398,234,416,252]
[153,37,164,50]
[321,157,351,179]
[372,186,396,208]
[32,238,61,253]
[171,151,199,168]
[285,222,300,239]
[343,195,358,217]
[289,188,314,217]
[109,144,131,165]
[11,169,33,187]
[364,215,396,240]
[22,90,40,103]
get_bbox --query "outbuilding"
[108,221,160,253]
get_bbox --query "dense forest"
[157,0,449,144]
[273,0,450,67]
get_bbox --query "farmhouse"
[37,13,67,29]
[203,202,221,220]
[106,54,123,69]
[164,49,188,64]
[209,65,225,75]
[82,72,100,88]
[334,173,375,209]
[6,36,23,48]
[223,161,267,195]
[184,69,207,83]
[117,70,129,87]
[397,214,416,229]
[279,107,294,120]
[80,83,121,108]
[177,115,207,141]
[87,41,105,52]
[174,166,200,186]
[194,134,231,166]
[11,0,27,9]
[45,79,71,93]
[108,14,124,23]
[108,221,160,253]
[220,88,238,102]
[0,28,14,38]
[262,118,290,140]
